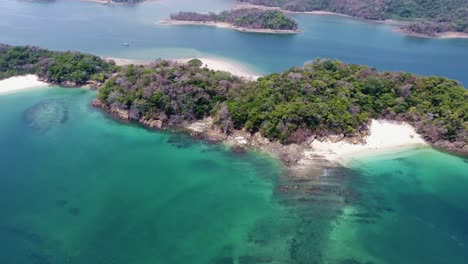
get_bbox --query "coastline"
[81,0,159,5]
[234,2,468,39]
[302,119,428,166]
[174,57,261,80]
[0,75,49,95]
[93,98,435,170]
[393,28,468,39]
[159,19,300,35]
[104,56,262,80]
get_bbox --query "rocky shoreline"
[92,99,467,170]
[92,99,327,167]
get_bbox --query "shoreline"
[302,119,428,166]
[159,19,300,35]
[174,57,261,80]
[93,99,435,170]
[0,75,49,95]
[103,56,262,80]
[393,28,468,39]
[234,2,468,39]
[81,0,159,5]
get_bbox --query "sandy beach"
[102,56,152,66]
[159,19,299,34]
[105,56,261,80]
[302,119,427,165]
[0,75,49,95]
[175,57,261,80]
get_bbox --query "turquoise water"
[1,0,468,262]
[0,88,296,263]
[1,0,468,84]
[0,88,467,263]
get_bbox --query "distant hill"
[239,0,468,35]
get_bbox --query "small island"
[163,9,299,34]
[1,45,466,165]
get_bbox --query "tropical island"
[238,0,468,37]
[163,9,299,34]
[0,44,466,164]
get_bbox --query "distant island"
[81,0,146,4]
[1,44,466,163]
[163,9,299,34]
[238,0,468,37]
[33,0,147,3]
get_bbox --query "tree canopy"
[170,9,299,31]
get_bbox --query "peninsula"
[1,45,466,164]
[164,9,299,34]
[237,0,468,38]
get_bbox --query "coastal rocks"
[92,99,129,120]
[186,117,227,143]
[433,140,468,156]
[278,144,303,166]
[139,118,164,129]
[327,134,345,143]
[111,108,129,120]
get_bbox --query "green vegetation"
[227,60,467,145]
[170,9,299,31]
[98,61,244,122]
[187,59,204,68]
[97,58,467,152]
[0,44,117,86]
[1,45,465,153]
[240,0,468,35]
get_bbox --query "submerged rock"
[69,207,80,216]
[55,199,68,207]
[23,99,68,132]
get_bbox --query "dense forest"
[239,0,468,35]
[170,9,299,31]
[0,44,117,87]
[1,45,466,154]
[96,58,467,154]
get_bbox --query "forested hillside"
[239,0,468,35]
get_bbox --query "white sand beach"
[102,56,151,66]
[176,57,261,80]
[303,119,427,165]
[104,56,261,80]
[0,75,49,95]
[159,19,299,34]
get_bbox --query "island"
[1,44,466,165]
[0,44,117,88]
[238,0,468,38]
[163,8,299,34]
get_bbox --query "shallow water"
[1,0,468,262]
[1,0,468,84]
[0,88,296,264]
[0,88,467,263]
